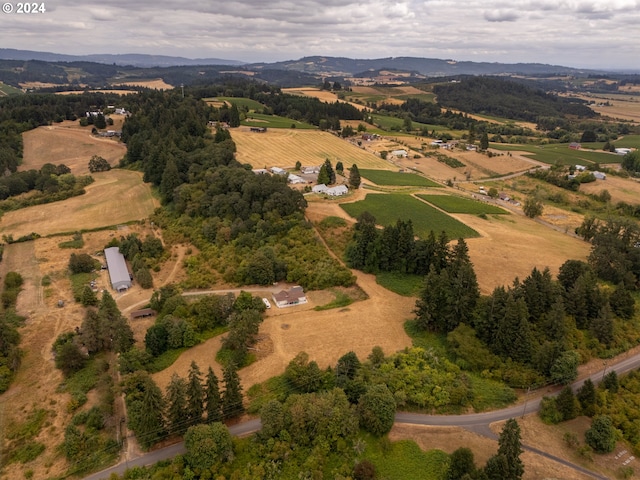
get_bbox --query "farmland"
[340,193,479,239]
[21,123,126,174]
[0,170,158,237]
[231,128,396,170]
[241,112,316,129]
[360,169,441,187]
[490,142,618,166]
[417,194,508,214]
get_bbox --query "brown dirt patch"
[22,123,126,174]
[231,128,394,170]
[283,87,367,111]
[0,170,158,238]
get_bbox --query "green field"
[208,96,266,111]
[240,112,316,129]
[417,194,508,214]
[360,169,441,187]
[369,114,450,134]
[491,143,618,166]
[341,194,479,239]
[0,82,22,96]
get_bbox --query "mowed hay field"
[22,123,126,174]
[231,128,395,170]
[0,170,158,237]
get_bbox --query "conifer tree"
[222,362,244,419]
[486,418,524,480]
[205,367,222,423]
[165,373,188,435]
[186,361,204,427]
[349,164,361,188]
[323,159,336,184]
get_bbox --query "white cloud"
[0,0,637,69]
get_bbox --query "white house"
[575,165,587,172]
[593,171,607,180]
[270,167,287,175]
[252,169,269,175]
[615,148,632,156]
[326,185,349,196]
[391,149,408,157]
[301,166,321,174]
[272,286,307,308]
[430,140,443,146]
[312,184,329,194]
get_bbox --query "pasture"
[241,113,315,129]
[490,143,618,166]
[211,96,265,111]
[417,194,508,214]
[360,169,441,187]
[231,129,396,170]
[0,170,157,237]
[282,87,367,111]
[340,193,479,239]
[21,124,126,174]
[0,82,22,96]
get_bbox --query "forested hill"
[433,77,598,123]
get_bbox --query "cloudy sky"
[2,0,639,69]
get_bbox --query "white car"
[262,298,271,309]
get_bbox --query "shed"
[272,286,307,308]
[270,167,287,175]
[288,174,306,184]
[312,184,329,194]
[326,185,348,196]
[130,308,156,320]
[391,149,408,157]
[104,247,132,292]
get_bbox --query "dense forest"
[433,77,597,126]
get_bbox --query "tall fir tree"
[222,362,244,419]
[186,361,205,427]
[205,367,222,423]
[497,418,524,480]
[165,373,188,436]
[349,164,361,188]
[136,376,166,449]
[323,159,336,184]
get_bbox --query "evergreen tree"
[494,294,532,363]
[447,447,476,480]
[205,367,222,423]
[222,362,244,419]
[496,418,524,480]
[336,161,344,174]
[480,132,489,150]
[165,373,188,436]
[135,376,166,449]
[585,415,617,453]
[555,386,579,421]
[160,157,181,203]
[589,304,614,346]
[186,361,205,427]
[577,378,597,417]
[323,158,336,184]
[228,104,241,127]
[349,164,361,188]
[317,163,330,185]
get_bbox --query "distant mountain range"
[0,49,245,68]
[0,49,610,76]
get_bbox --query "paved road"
[83,351,640,480]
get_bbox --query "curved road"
[83,352,640,480]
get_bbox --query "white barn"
[326,185,348,196]
[104,247,132,292]
[312,184,329,194]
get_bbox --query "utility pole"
[521,385,531,418]
[181,84,184,99]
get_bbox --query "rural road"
[83,351,640,480]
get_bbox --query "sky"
[1,0,639,70]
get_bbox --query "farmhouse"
[104,247,132,292]
[272,286,307,308]
[301,166,321,174]
[326,185,349,196]
[361,133,380,141]
[288,173,306,184]
[312,184,328,194]
[270,167,287,175]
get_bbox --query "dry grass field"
[114,78,174,90]
[571,93,640,123]
[153,270,415,392]
[283,87,367,111]
[231,128,396,170]
[0,169,158,237]
[22,123,126,174]
[55,89,139,96]
[579,174,640,204]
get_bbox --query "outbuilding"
[104,247,132,292]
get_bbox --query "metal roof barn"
[104,247,132,291]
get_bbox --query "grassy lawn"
[240,112,316,129]
[341,194,479,239]
[360,169,441,187]
[376,272,423,297]
[362,434,449,480]
[417,194,508,214]
[490,143,617,166]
